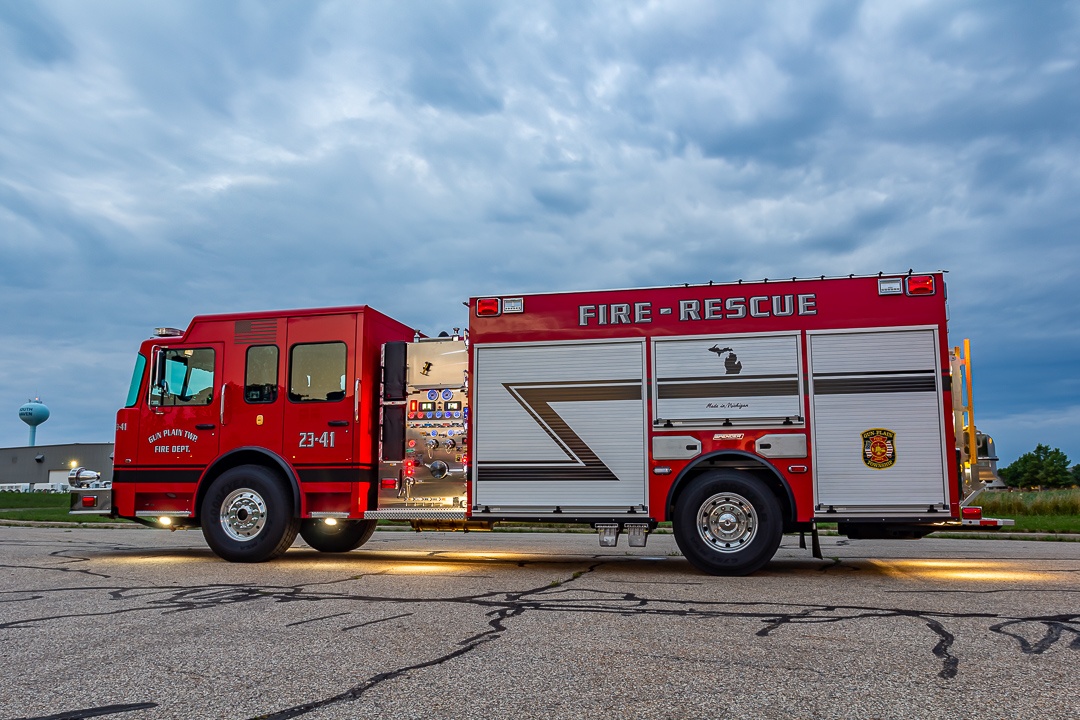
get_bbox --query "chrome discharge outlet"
[625,523,650,547]
[596,523,620,547]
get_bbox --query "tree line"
[999,444,1078,488]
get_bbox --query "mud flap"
[799,526,824,559]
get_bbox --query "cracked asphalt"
[1,526,1078,720]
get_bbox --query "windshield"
[125,354,147,408]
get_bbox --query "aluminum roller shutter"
[809,329,949,512]
[653,333,801,425]
[473,339,647,511]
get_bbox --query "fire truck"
[71,272,1009,575]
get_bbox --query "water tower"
[19,398,50,447]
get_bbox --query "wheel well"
[196,448,299,522]
[666,452,795,528]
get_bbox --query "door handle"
[328,420,349,427]
[195,423,216,430]
[354,378,361,423]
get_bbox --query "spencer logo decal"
[708,345,743,374]
[477,380,641,482]
[862,429,897,469]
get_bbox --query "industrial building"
[0,443,114,490]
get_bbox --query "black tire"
[200,465,300,562]
[673,469,783,576]
[299,519,377,553]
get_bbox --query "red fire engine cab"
[71,272,1006,575]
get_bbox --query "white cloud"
[180,174,278,195]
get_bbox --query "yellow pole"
[964,338,977,464]
[951,345,966,463]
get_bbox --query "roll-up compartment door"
[473,340,647,511]
[653,333,801,425]
[809,329,948,512]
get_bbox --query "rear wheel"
[673,469,783,576]
[200,465,299,562]
[299,519,377,553]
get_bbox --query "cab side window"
[150,348,216,406]
[245,345,279,403]
[289,342,346,402]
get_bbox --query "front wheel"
[299,519,377,553]
[673,470,783,576]
[200,465,299,562]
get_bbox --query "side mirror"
[150,348,168,408]
[154,348,168,390]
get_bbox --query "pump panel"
[377,339,469,513]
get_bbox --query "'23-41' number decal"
[299,431,335,448]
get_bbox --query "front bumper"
[69,488,113,516]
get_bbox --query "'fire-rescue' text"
[578,294,817,326]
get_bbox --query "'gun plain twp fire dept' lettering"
[578,294,817,326]
[147,428,199,454]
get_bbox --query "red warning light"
[476,298,501,317]
[81,496,97,508]
[380,478,398,489]
[409,400,417,413]
[404,459,415,477]
[906,275,935,296]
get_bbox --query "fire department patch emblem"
[861,429,897,469]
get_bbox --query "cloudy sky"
[1,1,1077,466]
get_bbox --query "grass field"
[1000,515,1080,533]
[977,488,1080,516]
[0,491,130,524]
[1,489,1077,532]
[0,492,76,509]
[974,489,1080,533]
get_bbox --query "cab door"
[282,314,357,478]
[219,336,285,461]
[139,343,224,472]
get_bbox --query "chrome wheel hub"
[697,492,758,552]
[220,489,267,542]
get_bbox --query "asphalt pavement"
[0,526,1077,720]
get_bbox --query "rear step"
[961,517,1014,528]
[960,505,1014,528]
